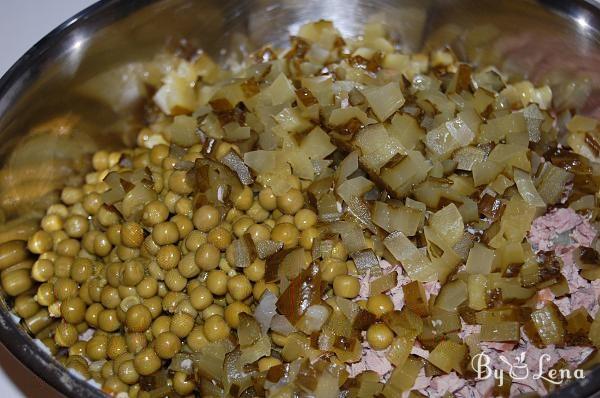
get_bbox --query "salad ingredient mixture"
[0,19,599,398]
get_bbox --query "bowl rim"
[0,0,156,98]
[0,3,151,397]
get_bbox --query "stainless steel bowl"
[1,0,600,396]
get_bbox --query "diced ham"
[348,208,597,391]
[557,346,594,368]
[412,368,433,392]
[529,208,599,321]
[397,272,412,286]
[591,280,600,316]
[420,373,494,398]
[511,380,545,397]
[569,287,599,315]
[410,345,430,359]
[390,272,412,310]
[478,339,560,396]
[528,208,596,252]
[403,371,432,398]
[480,342,517,351]
[424,280,441,300]
[389,284,405,310]
[561,258,591,292]
[357,269,370,301]
[427,373,466,395]
[512,346,559,373]
[473,378,496,398]
[572,220,597,247]
[347,341,393,379]
[554,296,571,316]
[459,323,481,340]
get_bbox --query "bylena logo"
[471,352,585,387]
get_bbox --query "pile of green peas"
[0,138,369,397]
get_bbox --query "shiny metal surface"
[0,0,600,396]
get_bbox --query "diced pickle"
[465,243,495,274]
[475,307,525,324]
[480,321,520,342]
[531,303,566,346]
[5,16,599,397]
[468,274,488,310]
[383,309,423,338]
[403,281,429,316]
[382,356,424,394]
[430,307,462,334]
[589,314,600,348]
[435,279,467,312]
[428,340,467,374]
[386,336,415,367]
[370,271,397,295]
